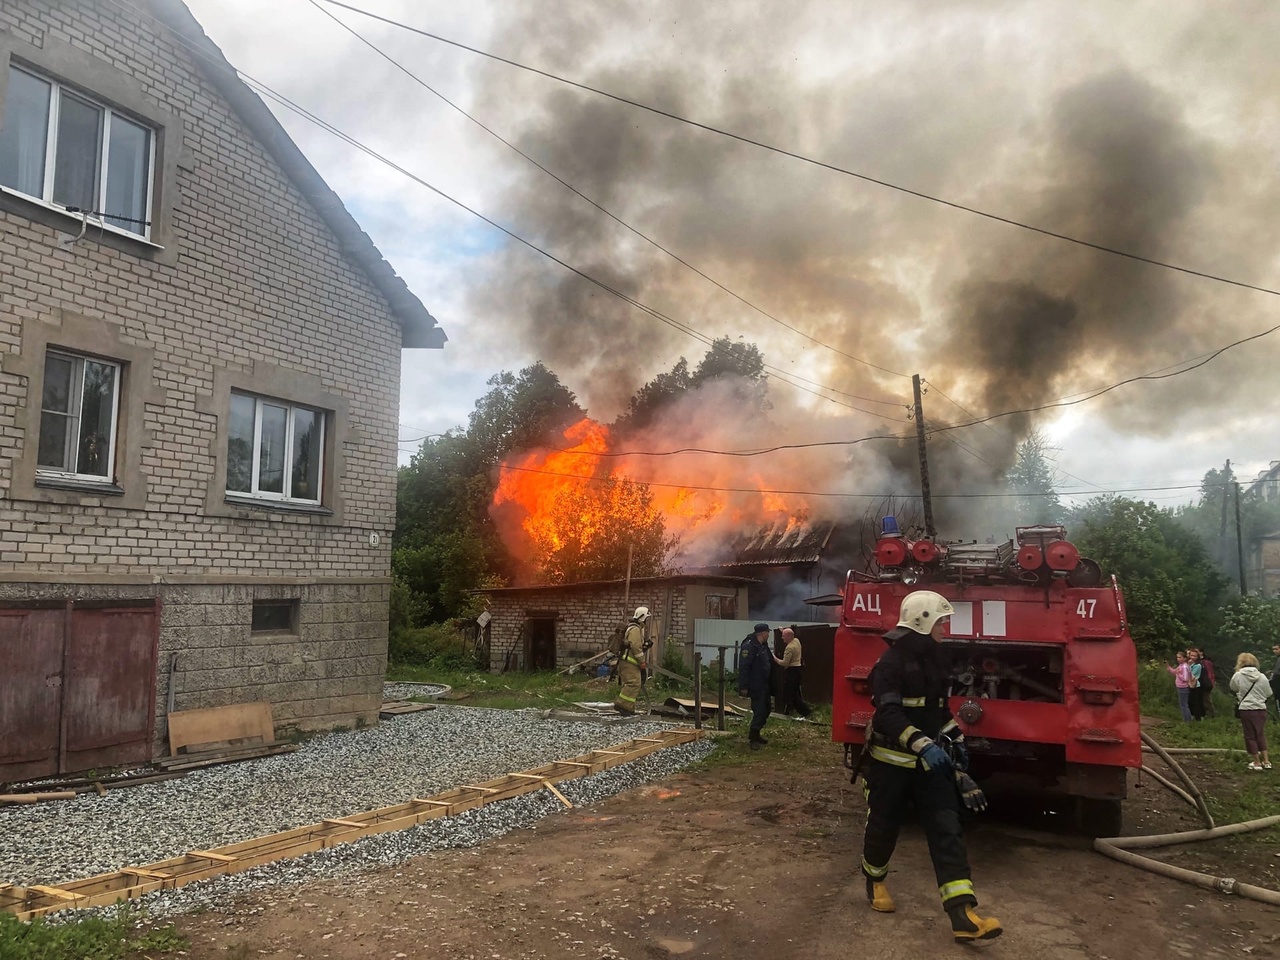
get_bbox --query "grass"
[387,661,706,711]
[1137,664,1280,830]
[0,906,184,960]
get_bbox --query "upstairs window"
[227,392,326,504]
[0,64,153,238]
[37,350,121,481]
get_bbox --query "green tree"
[1169,463,1280,590]
[1004,430,1063,526]
[529,476,677,583]
[1070,496,1228,659]
[393,364,583,626]
[1217,594,1280,666]
[614,337,768,436]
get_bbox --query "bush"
[388,622,480,670]
[0,906,184,960]
[660,639,691,678]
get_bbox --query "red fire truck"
[832,520,1141,836]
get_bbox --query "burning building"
[477,574,754,673]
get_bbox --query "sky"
[183,0,1280,517]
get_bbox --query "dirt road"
[169,734,1279,960]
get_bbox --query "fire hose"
[1092,731,1280,907]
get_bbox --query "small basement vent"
[251,599,298,633]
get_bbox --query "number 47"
[1076,599,1096,618]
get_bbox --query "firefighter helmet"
[633,606,650,622]
[896,590,955,633]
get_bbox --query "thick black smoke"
[459,1,1280,530]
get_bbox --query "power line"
[496,463,1238,500]
[924,321,1280,436]
[115,0,1278,469]
[106,0,900,419]
[306,0,909,383]
[318,0,1280,303]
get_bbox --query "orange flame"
[494,418,812,573]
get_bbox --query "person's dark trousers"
[862,760,974,909]
[749,689,772,740]
[1189,687,1205,720]
[784,667,812,717]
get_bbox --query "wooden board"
[379,701,436,717]
[665,697,745,716]
[2,728,702,921]
[167,702,274,757]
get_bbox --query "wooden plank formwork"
[2,728,701,922]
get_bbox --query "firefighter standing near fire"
[613,606,649,715]
[860,590,1003,942]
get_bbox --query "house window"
[226,392,325,504]
[36,350,121,481]
[251,599,298,633]
[0,64,154,238]
[705,594,738,620]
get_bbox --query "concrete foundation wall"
[0,580,390,748]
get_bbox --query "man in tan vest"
[776,627,812,718]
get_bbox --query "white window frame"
[36,350,122,484]
[1,64,156,240]
[228,392,326,506]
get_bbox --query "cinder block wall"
[484,583,692,673]
[0,0,403,739]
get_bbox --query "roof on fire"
[711,519,837,568]
[471,574,758,596]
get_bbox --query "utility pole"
[911,374,936,538]
[1218,459,1231,568]
[1234,481,1247,595]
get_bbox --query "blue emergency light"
[881,515,900,537]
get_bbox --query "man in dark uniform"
[861,590,1002,942]
[738,622,773,750]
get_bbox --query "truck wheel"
[1075,798,1123,838]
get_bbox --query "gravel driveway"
[0,705,709,900]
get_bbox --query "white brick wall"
[0,0,402,575]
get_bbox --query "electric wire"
[924,321,1280,436]
[318,0,1280,303]
[118,0,1276,469]
[106,0,901,419]
[495,464,1244,501]
[306,0,909,385]
[117,0,911,422]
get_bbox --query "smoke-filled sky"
[187,0,1280,526]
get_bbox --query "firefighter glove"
[951,740,970,772]
[918,741,953,775]
[955,771,988,812]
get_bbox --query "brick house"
[0,0,444,781]
[479,575,753,673]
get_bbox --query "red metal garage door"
[63,604,159,773]
[0,600,158,783]
[0,606,65,782]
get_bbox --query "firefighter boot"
[947,904,1002,942]
[865,877,895,913]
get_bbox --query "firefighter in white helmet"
[860,590,1003,942]
[614,606,649,715]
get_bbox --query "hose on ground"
[1139,731,1214,829]
[1141,746,1246,755]
[1139,765,1196,809]
[1095,734,1280,908]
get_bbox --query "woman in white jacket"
[1230,653,1274,771]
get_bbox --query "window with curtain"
[227,392,326,504]
[37,350,121,481]
[0,64,154,238]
